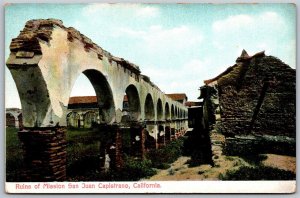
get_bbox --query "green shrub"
[6,127,24,182]
[107,156,156,181]
[168,168,175,175]
[146,138,184,169]
[220,165,296,180]
[238,154,268,166]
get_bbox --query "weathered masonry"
[200,50,296,157]
[6,19,188,181]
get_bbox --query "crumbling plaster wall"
[6,19,187,127]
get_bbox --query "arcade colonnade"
[6,19,188,181]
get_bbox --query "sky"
[5,3,296,108]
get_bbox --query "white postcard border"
[5,181,296,194]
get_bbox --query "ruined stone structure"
[201,50,296,157]
[6,108,23,128]
[6,19,188,181]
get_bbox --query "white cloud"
[213,14,254,33]
[212,12,284,33]
[211,11,295,69]
[82,3,159,18]
[259,11,284,26]
[136,6,159,17]
[116,25,203,54]
[142,58,214,101]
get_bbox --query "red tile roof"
[68,95,128,105]
[166,93,187,101]
[68,96,97,105]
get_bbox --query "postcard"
[5,3,296,193]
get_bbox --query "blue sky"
[5,3,296,108]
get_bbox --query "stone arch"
[175,107,178,118]
[124,84,141,121]
[144,94,155,120]
[67,112,81,128]
[82,69,115,124]
[6,113,15,127]
[157,98,163,121]
[83,111,96,128]
[165,102,170,120]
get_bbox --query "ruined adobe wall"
[217,54,296,138]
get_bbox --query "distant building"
[67,95,128,128]
[166,93,187,105]
[6,108,23,128]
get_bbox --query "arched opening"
[66,112,81,128]
[6,113,15,127]
[122,84,141,122]
[66,69,116,180]
[82,69,115,123]
[165,103,170,120]
[144,94,154,120]
[157,99,163,121]
[84,111,97,128]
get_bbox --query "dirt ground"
[145,131,296,181]
[144,154,296,181]
[262,154,296,174]
[145,155,249,181]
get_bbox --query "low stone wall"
[18,127,67,181]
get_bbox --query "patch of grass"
[198,170,205,175]
[238,154,268,166]
[225,156,235,161]
[219,165,296,180]
[103,156,156,181]
[66,128,102,172]
[168,168,175,175]
[6,127,24,182]
[146,138,184,169]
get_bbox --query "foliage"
[66,128,102,170]
[238,154,268,166]
[219,165,296,180]
[6,127,24,182]
[147,138,184,169]
[114,156,156,181]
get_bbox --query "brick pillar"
[165,125,171,144]
[157,124,165,148]
[130,122,146,159]
[18,127,67,181]
[98,124,124,171]
[114,127,123,170]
